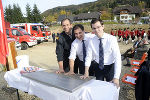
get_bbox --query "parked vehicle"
[7,35,21,50]
[41,25,51,41]
[6,28,37,50]
[10,23,51,43]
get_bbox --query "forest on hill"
[4,0,149,24]
[42,0,150,18]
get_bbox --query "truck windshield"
[40,25,45,31]
[19,29,31,35]
[32,26,39,31]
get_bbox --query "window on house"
[125,16,128,19]
[121,10,128,13]
[129,16,132,18]
[121,16,124,19]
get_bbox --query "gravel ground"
[0,38,150,100]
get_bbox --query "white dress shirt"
[69,33,95,61]
[85,33,122,79]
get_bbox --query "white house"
[113,5,142,23]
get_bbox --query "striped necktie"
[82,40,86,63]
[99,38,104,69]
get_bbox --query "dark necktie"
[99,38,104,69]
[82,40,86,63]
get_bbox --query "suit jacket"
[56,31,75,62]
[133,40,141,48]
[135,61,150,100]
[134,44,148,60]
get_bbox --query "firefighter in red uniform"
[118,28,122,42]
[130,29,135,42]
[141,29,145,39]
[147,28,150,41]
[137,28,141,38]
[125,28,130,44]
[110,29,114,36]
[114,29,117,36]
[122,28,126,43]
[134,28,137,39]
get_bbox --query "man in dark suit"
[52,32,55,43]
[56,18,76,73]
[135,48,150,100]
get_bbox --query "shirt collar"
[83,33,88,41]
[95,32,106,40]
[76,33,87,42]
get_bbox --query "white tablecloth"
[4,69,119,100]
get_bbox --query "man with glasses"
[80,19,122,88]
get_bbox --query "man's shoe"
[124,64,131,67]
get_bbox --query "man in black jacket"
[52,32,55,43]
[56,18,76,73]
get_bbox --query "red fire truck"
[6,28,37,50]
[7,35,21,50]
[10,23,51,43]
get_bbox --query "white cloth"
[69,33,95,61]
[4,69,30,92]
[4,68,45,92]
[4,69,119,100]
[85,33,122,79]
[29,80,119,100]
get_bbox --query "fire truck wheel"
[21,43,28,50]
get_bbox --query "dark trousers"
[118,36,121,39]
[63,57,70,73]
[131,36,135,40]
[63,57,79,73]
[74,57,80,74]
[121,48,134,64]
[77,60,85,74]
[52,38,55,43]
[122,48,134,58]
[74,59,94,75]
[90,61,114,81]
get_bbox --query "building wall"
[119,14,135,23]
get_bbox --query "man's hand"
[112,78,120,88]
[56,61,64,74]
[56,69,65,74]
[80,73,89,79]
[80,67,89,79]
[64,71,75,75]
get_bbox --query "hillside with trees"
[42,0,149,16]
[42,0,150,23]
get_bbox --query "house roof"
[75,12,100,20]
[113,5,142,15]
[57,15,74,22]
[57,12,100,22]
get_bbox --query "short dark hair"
[72,24,84,33]
[61,18,72,25]
[90,18,104,28]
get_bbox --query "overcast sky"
[2,0,97,15]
